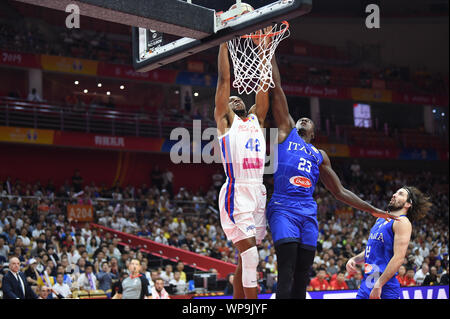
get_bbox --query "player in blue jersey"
[347,186,432,299]
[267,55,398,299]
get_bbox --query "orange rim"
[241,21,289,39]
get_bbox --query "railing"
[0,97,214,139]
[0,194,211,217]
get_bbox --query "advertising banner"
[349,146,399,159]
[0,126,54,145]
[0,49,41,68]
[282,83,349,100]
[53,130,165,152]
[399,148,440,161]
[392,92,448,106]
[97,62,177,83]
[193,285,449,299]
[351,88,393,103]
[176,71,217,88]
[315,143,350,157]
[41,54,98,75]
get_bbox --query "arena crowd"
[0,165,448,298]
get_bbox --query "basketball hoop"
[227,20,290,95]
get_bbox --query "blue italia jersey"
[363,217,405,285]
[273,128,323,199]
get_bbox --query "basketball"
[229,2,254,15]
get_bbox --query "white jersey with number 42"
[218,113,266,182]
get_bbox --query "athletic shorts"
[219,179,267,245]
[356,276,400,299]
[266,194,318,251]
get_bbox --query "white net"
[227,21,290,95]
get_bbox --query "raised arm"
[270,55,295,143]
[319,150,397,220]
[214,43,233,135]
[248,88,269,127]
[248,36,271,126]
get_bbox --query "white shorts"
[218,179,267,245]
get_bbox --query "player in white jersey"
[215,42,269,299]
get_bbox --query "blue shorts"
[266,195,318,251]
[356,276,400,299]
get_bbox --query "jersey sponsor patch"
[364,263,373,274]
[243,157,264,169]
[289,176,312,188]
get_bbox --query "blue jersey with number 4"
[273,128,323,199]
[357,217,403,299]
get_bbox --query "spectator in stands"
[224,273,234,296]
[414,262,429,285]
[0,237,9,259]
[37,285,53,299]
[150,166,163,190]
[440,265,449,285]
[52,272,72,298]
[346,269,363,290]
[71,169,84,193]
[24,258,40,287]
[37,264,55,287]
[396,265,407,286]
[423,266,439,286]
[27,88,43,102]
[330,271,349,290]
[175,262,187,283]
[162,168,174,199]
[418,242,430,260]
[403,267,417,287]
[434,259,444,275]
[259,242,271,261]
[77,263,97,291]
[160,264,174,285]
[95,261,117,294]
[151,277,170,299]
[169,270,186,294]
[265,255,276,274]
[327,258,339,277]
[309,268,330,291]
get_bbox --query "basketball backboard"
[132,0,313,72]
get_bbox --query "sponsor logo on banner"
[67,205,93,222]
[289,176,312,188]
[94,136,125,147]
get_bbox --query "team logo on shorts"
[289,176,312,188]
